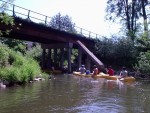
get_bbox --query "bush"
[2,66,21,83]
[94,36,137,68]
[25,44,42,61]
[0,43,10,67]
[0,43,42,84]
[135,51,150,76]
[21,58,41,81]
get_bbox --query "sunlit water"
[0,74,150,113]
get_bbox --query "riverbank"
[0,74,46,89]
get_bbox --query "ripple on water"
[1,75,150,113]
[68,101,124,113]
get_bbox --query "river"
[0,74,150,113]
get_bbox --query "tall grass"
[0,43,42,84]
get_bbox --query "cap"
[123,67,126,69]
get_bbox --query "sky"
[12,0,121,38]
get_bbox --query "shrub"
[135,51,150,75]
[94,36,137,68]
[0,43,42,84]
[25,44,42,61]
[21,58,41,81]
[0,43,10,67]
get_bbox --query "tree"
[0,0,15,8]
[139,0,149,34]
[49,13,76,33]
[105,0,150,42]
[0,0,27,54]
[94,36,137,68]
[0,0,15,36]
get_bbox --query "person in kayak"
[92,65,99,78]
[119,67,128,78]
[107,66,114,76]
[79,65,86,74]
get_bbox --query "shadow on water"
[0,74,150,113]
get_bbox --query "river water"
[0,74,150,113]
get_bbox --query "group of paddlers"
[79,65,128,78]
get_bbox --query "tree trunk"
[141,0,148,37]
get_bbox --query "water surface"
[0,74,150,113]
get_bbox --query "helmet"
[123,67,126,70]
[81,65,85,67]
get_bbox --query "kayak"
[94,72,109,78]
[119,76,136,82]
[95,73,118,80]
[73,71,135,82]
[73,71,92,77]
[104,75,118,80]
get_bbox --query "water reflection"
[0,74,150,113]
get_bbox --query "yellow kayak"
[104,75,118,80]
[94,72,108,78]
[95,73,118,80]
[73,72,135,82]
[73,71,92,77]
[119,76,136,82]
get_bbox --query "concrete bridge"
[0,0,104,73]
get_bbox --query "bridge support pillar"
[47,49,51,69]
[67,42,73,73]
[41,48,46,69]
[60,48,64,69]
[86,56,91,70]
[54,48,57,67]
[78,47,82,70]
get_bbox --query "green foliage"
[94,36,137,68]
[0,0,17,38]
[135,51,150,75]
[115,37,136,58]
[71,49,78,63]
[17,58,41,83]
[0,13,14,36]
[0,43,10,67]
[1,66,21,83]
[9,51,25,67]
[136,32,150,48]
[0,43,42,84]
[0,37,26,54]
[25,44,42,61]
[0,1,25,53]
[0,13,14,25]
[106,0,149,41]
[95,37,116,58]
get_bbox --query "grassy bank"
[0,43,43,85]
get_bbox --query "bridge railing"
[0,0,102,40]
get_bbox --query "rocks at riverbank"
[0,79,6,88]
[0,82,6,89]
[33,74,45,81]
[0,74,46,88]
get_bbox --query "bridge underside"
[0,17,104,73]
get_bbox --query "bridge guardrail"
[0,0,102,40]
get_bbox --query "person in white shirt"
[79,65,86,74]
[119,67,128,78]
